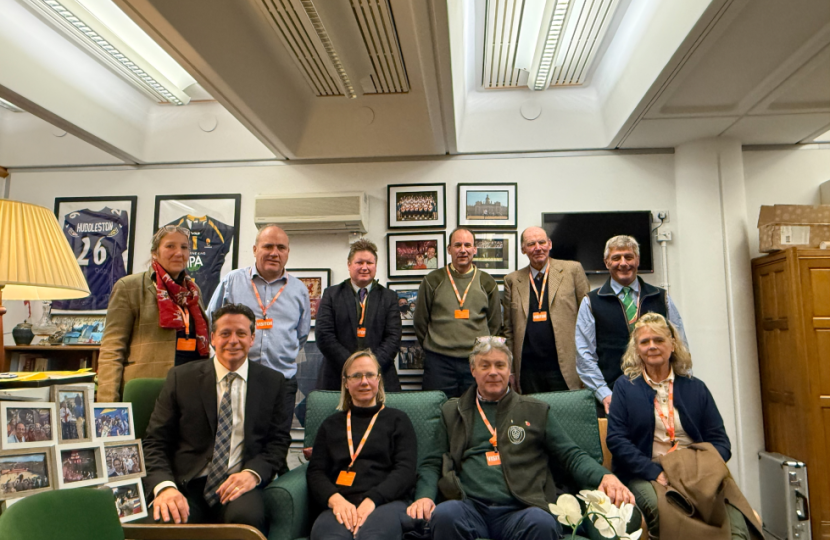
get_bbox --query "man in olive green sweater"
[406,338,634,540]
[414,228,502,398]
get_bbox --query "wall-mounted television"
[541,211,654,274]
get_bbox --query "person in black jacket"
[316,239,402,391]
[307,350,416,539]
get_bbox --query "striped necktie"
[204,372,238,506]
[621,286,637,331]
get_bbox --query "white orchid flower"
[615,502,643,540]
[548,494,583,527]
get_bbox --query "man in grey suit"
[502,227,590,394]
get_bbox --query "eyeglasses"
[475,336,506,345]
[157,224,191,237]
[344,372,380,382]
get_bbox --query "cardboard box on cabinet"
[758,204,830,252]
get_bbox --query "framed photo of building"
[52,196,137,313]
[104,441,145,481]
[153,194,242,303]
[457,183,517,229]
[387,184,446,229]
[0,448,56,501]
[396,338,425,375]
[91,403,135,442]
[106,478,148,522]
[53,441,107,489]
[472,231,518,277]
[387,282,420,327]
[51,385,92,444]
[288,269,331,327]
[387,232,446,279]
[1,402,58,450]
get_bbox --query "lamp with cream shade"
[0,199,90,352]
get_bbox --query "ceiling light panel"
[348,0,409,94]
[482,0,525,88]
[550,0,620,86]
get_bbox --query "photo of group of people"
[105,443,143,479]
[94,406,133,439]
[396,191,439,222]
[107,479,147,522]
[388,184,446,229]
[0,453,51,498]
[59,447,100,484]
[4,407,54,446]
[395,240,439,271]
[58,390,88,442]
[474,238,509,270]
[396,340,425,375]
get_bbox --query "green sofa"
[264,389,609,540]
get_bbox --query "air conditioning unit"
[255,192,368,234]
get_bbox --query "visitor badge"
[256,318,273,330]
[532,311,547,322]
[454,309,470,319]
[486,451,501,466]
[176,338,196,351]
[357,327,366,338]
[336,470,356,486]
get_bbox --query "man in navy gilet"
[575,235,688,415]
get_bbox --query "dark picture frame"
[0,448,56,501]
[387,183,447,229]
[472,231,518,277]
[457,183,517,229]
[387,282,420,327]
[287,269,331,327]
[387,232,447,279]
[396,338,425,375]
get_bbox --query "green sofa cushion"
[123,377,165,439]
[529,389,604,464]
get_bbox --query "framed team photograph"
[91,403,135,442]
[387,232,446,279]
[52,196,137,313]
[104,440,145,481]
[472,231,518,277]
[106,478,148,523]
[288,269,331,327]
[51,385,92,444]
[387,282,420,327]
[457,183,517,229]
[387,183,446,229]
[153,194,242,303]
[53,441,107,489]
[1,402,58,450]
[0,448,56,501]
[396,338,425,375]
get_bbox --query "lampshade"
[0,199,90,300]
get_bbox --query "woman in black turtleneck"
[307,350,417,540]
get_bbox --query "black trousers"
[422,350,475,398]
[520,366,568,395]
[310,500,407,540]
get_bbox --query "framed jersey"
[53,196,137,312]
[153,194,241,302]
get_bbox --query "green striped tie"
[622,286,637,331]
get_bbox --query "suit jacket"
[142,359,292,494]
[97,270,209,402]
[315,280,402,391]
[502,258,590,391]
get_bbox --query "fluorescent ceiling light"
[0,98,25,112]
[21,0,191,105]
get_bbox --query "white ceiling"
[0,0,828,167]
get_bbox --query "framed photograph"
[387,282,420,327]
[52,196,137,313]
[387,183,446,229]
[457,183,517,229]
[0,448,56,501]
[104,440,145,480]
[53,441,107,489]
[387,232,446,279]
[92,403,135,442]
[50,314,107,345]
[153,194,242,303]
[1,402,57,450]
[472,231,518,277]
[288,269,331,327]
[396,338,425,375]
[51,386,92,444]
[106,478,148,522]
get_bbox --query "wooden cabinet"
[3,345,100,373]
[752,248,830,539]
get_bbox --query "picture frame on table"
[387,183,446,229]
[53,441,107,489]
[51,385,93,444]
[0,448,56,501]
[106,478,148,523]
[395,338,425,375]
[50,314,107,345]
[91,403,135,442]
[104,440,145,481]
[287,269,331,327]
[472,231,518,277]
[1,402,58,450]
[457,183,517,229]
[387,282,420,327]
[153,194,242,303]
[52,196,137,313]
[387,232,446,279]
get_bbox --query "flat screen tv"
[541,211,654,274]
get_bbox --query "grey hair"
[468,339,513,370]
[604,235,640,260]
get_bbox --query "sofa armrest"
[263,463,310,540]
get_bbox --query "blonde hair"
[621,312,692,380]
[337,349,386,411]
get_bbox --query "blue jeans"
[430,498,564,540]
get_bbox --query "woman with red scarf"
[97,225,210,402]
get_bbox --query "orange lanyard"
[446,265,477,309]
[475,396,498,450]
[528,264,550,311]
[358,294,367,326]
[175,305,190,335]
[654,380,679,452]
[250,271,287,318]
[346,405,385,469]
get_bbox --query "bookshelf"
[3,345,100,373]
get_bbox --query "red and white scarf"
[152,260,209,356]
